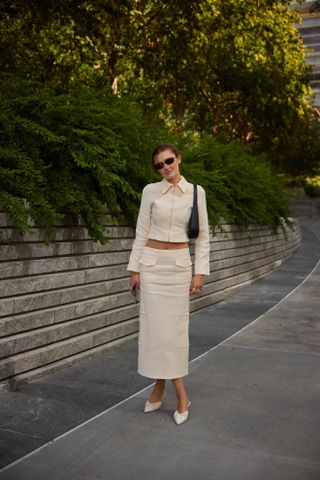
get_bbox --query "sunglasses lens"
[154,162,164,170]
[154,157,175,170]
[165,157,175,166]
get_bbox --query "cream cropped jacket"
[127,176,210,275]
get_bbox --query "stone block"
[0,251,130,279]
[0,264,129,297]
[0,225,134,244]
[0,291,136,337]
[0,238,134,261]
[0,277,129,317]
[0,318,139,379]
[0,304,138,357]
[0,332,139,386]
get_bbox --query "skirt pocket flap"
[175,258,192,268]
[139,257,157,267]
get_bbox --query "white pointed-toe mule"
[173,400,191,426]
[144,392,166,413]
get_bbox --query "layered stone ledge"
[0,212,301,387]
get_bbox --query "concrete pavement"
[0,217,319,479]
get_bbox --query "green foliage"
[0,0,315,175]
[304,177,320,198]
[125,0,313,175]
[0,74,291,242]
[0,73,161,242]
[272,118,320,175]
[180,137,291,233]
[0,0,135,91]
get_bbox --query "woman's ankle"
[176,394,189,411]
[149,382,165,401]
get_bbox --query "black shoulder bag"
[187,184,199,239]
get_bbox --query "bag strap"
[193,184,198,207]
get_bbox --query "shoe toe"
[144,393,166,413]
[173,409,189,426]
[144,400,162,413]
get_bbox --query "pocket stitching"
[139,257,157,267]
[175,259,192,268]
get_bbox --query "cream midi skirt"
[138,246,192,379]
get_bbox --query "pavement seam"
[221,344,320,357]
[52,412,144,480]
[189,256,320,366]
[0,387,153,473]
[162,435,320,467]
[0,427,43,439]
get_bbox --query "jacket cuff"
[127,262,140,273]
[195,267,210,276]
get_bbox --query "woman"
[128,144,210,425]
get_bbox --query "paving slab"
[0,218,319,479]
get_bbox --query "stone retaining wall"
[0,212,301,386]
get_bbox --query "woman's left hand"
[190,274,204,295]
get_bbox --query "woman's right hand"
[129,271,140,294]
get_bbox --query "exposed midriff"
[146,239,189,250]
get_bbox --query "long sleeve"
[127,185,152,272]
[194,186,210,275]
[127,178,210,275]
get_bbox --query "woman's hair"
[151,144,180,164]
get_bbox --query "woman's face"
[153,149,181,184]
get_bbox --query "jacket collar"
[161,176,188,194]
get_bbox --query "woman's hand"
[130,271,140,294]
[190,274,204,295]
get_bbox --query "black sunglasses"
[154,157,175,170]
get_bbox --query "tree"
[0,0,316,173]
[129,1,312,149]
[0,0,135,90]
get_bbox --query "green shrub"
[304,177,320,198]
[0,74,167,242]
[0,74,291,242]
[304,184,320,197]
[180,137,291,233]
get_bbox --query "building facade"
[294,1,320,107]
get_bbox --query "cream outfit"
[128,176,210,379]
[127,176,210,275]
